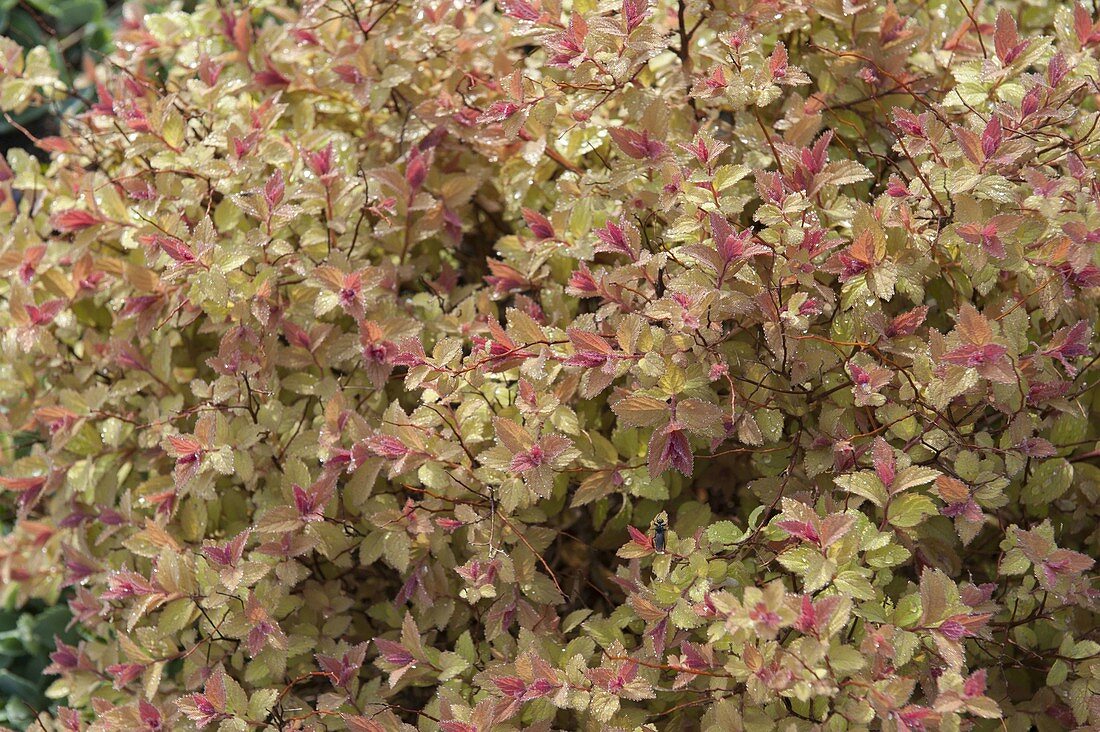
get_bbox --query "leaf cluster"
[1,0,1099,730]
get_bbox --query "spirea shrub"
[1,0,1099,729]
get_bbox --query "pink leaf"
[963,669,987,697]
[0,474,47,493]
[885,306,929,337]
[499,0,540,21]
[139,700,162,729]
[479,101,520,124]
[994,10,1029,64]
[648,422,693,477]
[105,662,144,690]
[156,236,198,264]
[622,0,648,32]
[769,42,788,79]
[440,724,478,732]
[255,61,290,88]
[794,595,817,634]
[492,676,527,698]
[26,300,65,326]
[305,143,335,178]
[627,525,653,551]
[1042,321,1092,375]
[201,529,250,567]
[594,219,636,259]
[941,343,1008,368]
[374,638,414,667]
[886,177,910,197]
[264,170,285,208]
[776,519,821,545]
[1052,52,1071,87]
[567,264,600,296]
[509,445,544,473]
[872,437,896,487]
[953,125,983,165]
[608,127,668,161]
[522,208,555,240]
[1016,438,1056,458]
[981,115,1003,159]
[405,149,428,192]
[957,222,1005,259]
[52,209,103,232]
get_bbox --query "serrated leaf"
[887,494,936,528]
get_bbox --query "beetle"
[651,511,668,554]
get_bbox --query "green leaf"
[891,466,940,493]
[756,408,784,442]
[158,599,196,635]
[887,494,936,528]
[713,164,751,192]
[833,570,875,600]
[866,542,910,568]
[1047,659,1069,686]
[437,651,469,681]
[706,521,743,546]
[0,670,41,704]
[588,689,620,723]
[777,546,834,592]
[825,643,866,675]
[1068,640,1100,659]
[894,594,922,628]
[835,472,888,507]
[1024,458,1073,504]
[247,689,278,720]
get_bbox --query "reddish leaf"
[885,306,929,337]
[492,676,527,698]
[499,0,540,21]
[769,42,788,79]
[264,170,285,208]
[52,209,103,232]
[521,208,555,240]
[627,525,653,551]
[0,475,47,492]
[25,299,66,326]
[994,10,1028,64]
[622,0,648,32]
[872,437,896,487]
[608,127,668,161]
[374,638,415,667]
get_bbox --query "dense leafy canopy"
[1,0,1099,729]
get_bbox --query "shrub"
[0,601,77,728]
[0,0,115,150]
[1,0,1099,730]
